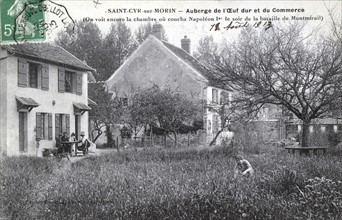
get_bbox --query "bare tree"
[88,83,123,146]
[215,23,342,147]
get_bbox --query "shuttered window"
[65,71,73,92]
[212,89,218,103]
[58,68,65,92]
[28,62,39,88]
[66,114,70,135]
[41,64,49,91]
[76,73,82,95]
[55,114,60,138]
[36,112,52,140]
[55,113,70,139]
[48,113,52,140]
[36,113,42,138]
[18,58,49,91]
[18,59,28,87]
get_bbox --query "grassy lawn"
[1,143,342,219]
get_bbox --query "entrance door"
[19,112,28,153]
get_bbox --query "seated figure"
[55,134,63,154]
[77,131,90,155]
[233,155,254,179]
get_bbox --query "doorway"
[19,112,28,153]
[75,115,81,139]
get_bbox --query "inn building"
[0,43,94,156]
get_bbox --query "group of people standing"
[56,131,90,156]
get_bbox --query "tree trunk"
[173,131,178,148]
[92,129,102,143]
[150,125,154,147]
[164,135,167,147]
[209,129,223,146]
[301,120,310,147]
[106,125,113,148]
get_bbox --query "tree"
[123,86,200,147]
[194,35,220,66]
[55,21,102,72]
[134,22,168,44]
[215,23,342,147]
[100,21,136,81]
[88,83,123,146]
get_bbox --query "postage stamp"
[0,0,75,44]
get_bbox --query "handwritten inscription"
[93,0,101,8]
[210,21,272,31]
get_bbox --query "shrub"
[2,145,342,219]
[291,177,342,219]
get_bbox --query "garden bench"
[285,146,327,156]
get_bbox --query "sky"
[52,0,341,53]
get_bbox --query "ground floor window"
[55,114,70,138]
[36,112,52,140]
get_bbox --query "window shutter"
[36,113,42,138]
[66,114,70,135]
[58,68,65,92]
[72,73,77,93]
[18,59,28,87]
[41,64,49,91]
[48,113,52,140]
[55,114,60,138]
[76,73,82,95]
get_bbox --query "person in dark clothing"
[61,132,71,154]
[56,134,63,154]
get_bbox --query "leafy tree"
[99,21,136,81]
[123,86,200,147]
[214,23,342,147]
[55,21,102,72]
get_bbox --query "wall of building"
[4,56,89,156]
[205,86,234,144]
[0,49,8,155]
[107,36,208,101]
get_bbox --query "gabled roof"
[162,41,228,90]
[2,43,95,72]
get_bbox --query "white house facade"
[0,43,94,156]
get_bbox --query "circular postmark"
[12,0,75,43]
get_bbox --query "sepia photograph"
[0,0,342,219]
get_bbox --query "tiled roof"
[3,43,94,72]
[162,41,227,89]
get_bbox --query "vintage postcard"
[1,0,342,219]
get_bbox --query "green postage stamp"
[0,0,46,43]
[0,0,74,44]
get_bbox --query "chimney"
[181,35,191,54]
[152,24,163,40]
